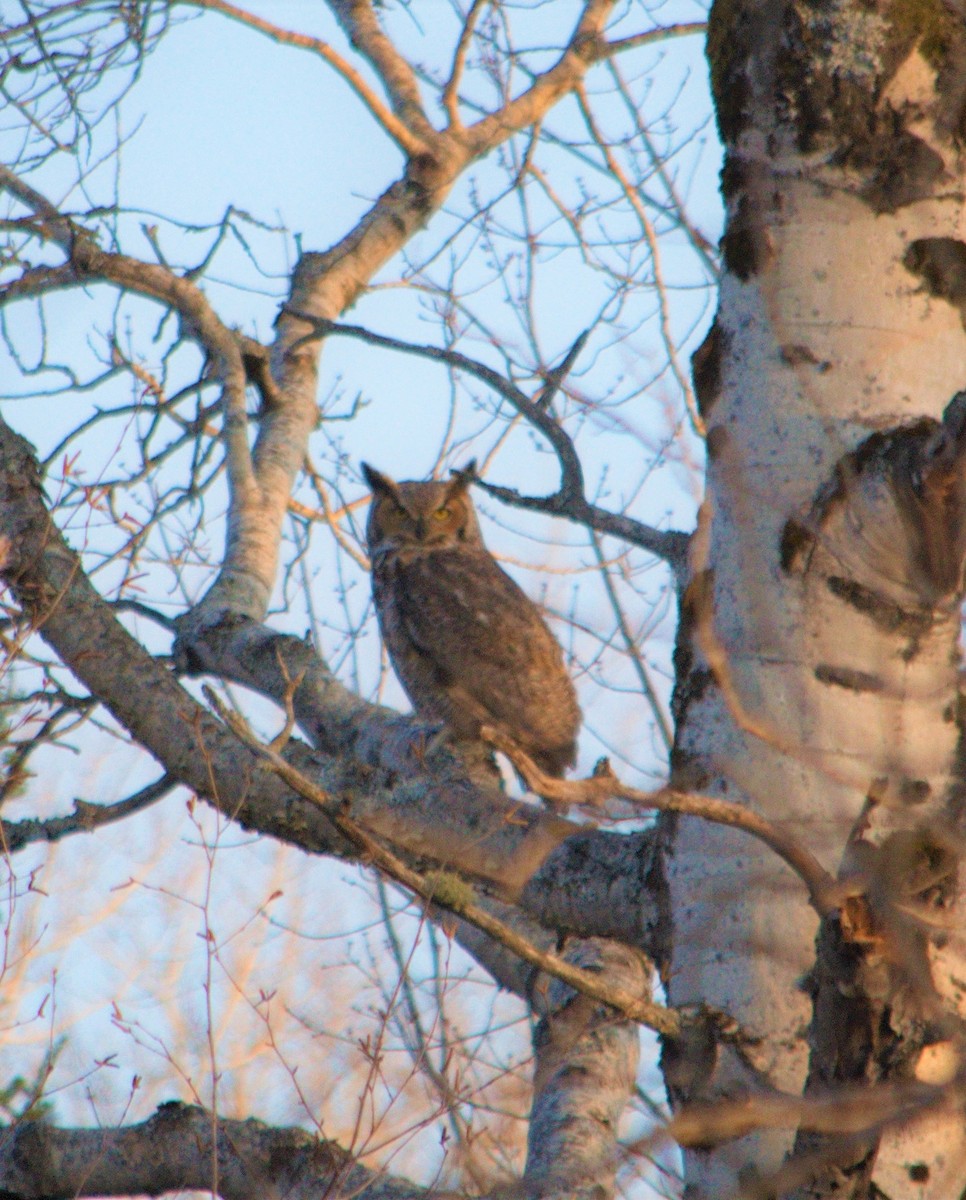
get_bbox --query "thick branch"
[524,940,646,1200]
[154,0,678,631]
[0,416,669,962]
[465,0,617,155]
[214,694,682,1036]
[0,1102,438,1200]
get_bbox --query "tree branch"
[606,21,706,55]
[525,940,646,1195]
[464,0,618,155]
[211,689,684,1038]
[0,1102,443,1200]
[441,0,487,127]
[326,0,435,140]
[1,776,175,855]
[181,0,431,156]
[0,413,664,965]
[291,314,690,576]
[575,81,704,436]
[483,732,838,919]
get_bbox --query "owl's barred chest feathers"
[363,463,581,777]
[372,545,499,633]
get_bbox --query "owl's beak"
[415,517,427,539]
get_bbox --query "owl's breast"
[368,542,581,774]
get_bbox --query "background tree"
[0,3,964,1200]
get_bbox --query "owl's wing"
[395,548,562,675]
[393,548,579,771]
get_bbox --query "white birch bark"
[666,3,966,1194]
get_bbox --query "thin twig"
[442,0,488,128]
[480,728,837,918]
[1,776,176,855]
[575,82,705,437]
[534,328,590,411]
[589,532,674,754]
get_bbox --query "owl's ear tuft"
[362,462,400,500]
[447,460,477,496]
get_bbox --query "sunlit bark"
[666,2,966,1193]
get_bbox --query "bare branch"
[181,0,432,156]
[525,939,645,1195]
[465,0,618,155]
[575,82,704,437]
[1,776,175,855]
[291,314,690,575]
[0,1102,444,1200]
[534,328,590,410]
[0,163,74,249]
[442,0,487,128]
[482,731,837,918]
[665,1075,957,1150]
[326,0,435,141]
[589,532,674,753]
[210,689,686,1038]
[607,21,707,56]
[0,262,79,304]
[0,169,246,408]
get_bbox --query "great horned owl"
[362,462,581,776]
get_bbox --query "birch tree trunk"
[665,2,966,1194]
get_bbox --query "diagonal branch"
[0,413,667,969]
[181,0,431,156]
[0,164,74,249]
[465,0,616,154]
[607,20,707,55]
[210,689,686,1038]
[291,314,690,575]
[482,730,838,919]
[0,167,279,618]
[1,776,175,855]
[326,0,435,140]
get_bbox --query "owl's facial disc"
[364,462,484,552]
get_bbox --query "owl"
[362,462,581,777]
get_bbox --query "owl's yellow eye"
[433,506,451,521]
